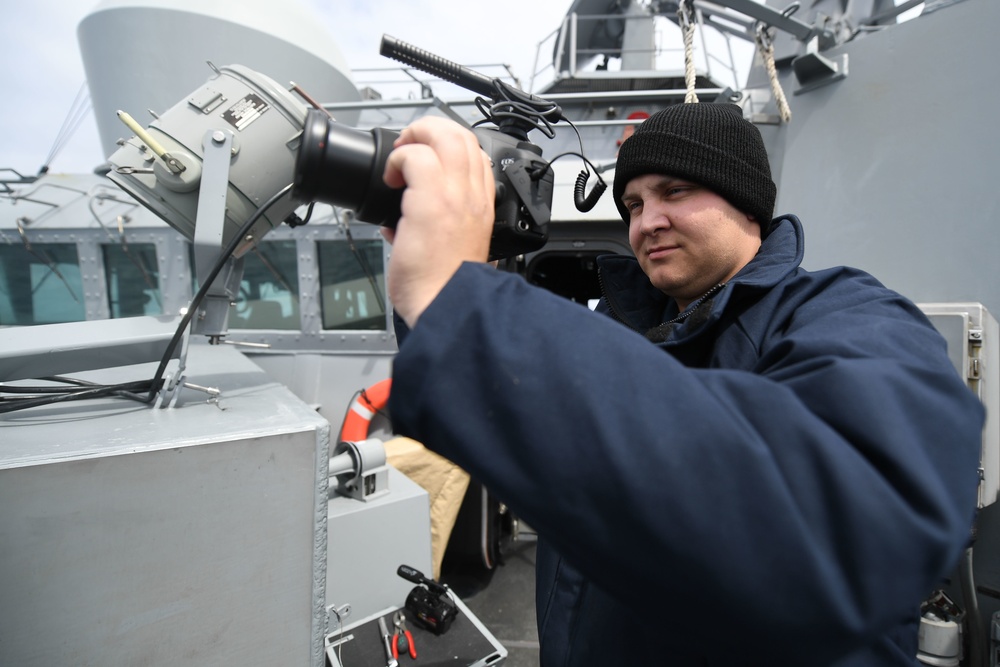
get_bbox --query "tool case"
[325,593,506,667]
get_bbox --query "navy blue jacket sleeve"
[388,262,983,664]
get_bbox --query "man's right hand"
[381,116,496,328]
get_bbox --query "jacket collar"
[597,215,805,334]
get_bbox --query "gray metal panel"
[768,0,999,314]
[249,352,394,429]
[920,302,1000,508]
[327,467,434,624]
[0,345,331,667]
[0,315,180,381]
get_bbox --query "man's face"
[622,174,762,309]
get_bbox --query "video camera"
[293,35,601,260]
[397,564,458,635]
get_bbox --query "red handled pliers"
[392,610,417,659]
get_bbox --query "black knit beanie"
[613,103,776,235]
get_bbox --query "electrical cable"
[470,78,562,140]
[341,214,387,315]
[531,150,608,213]
[548,119,608,212]
[960,516,986,667]
[140,182,295,404]
[470,98,607,215]
[0,379,156,414]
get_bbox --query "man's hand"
[381,116,495,328]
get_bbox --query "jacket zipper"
[662,282,727,325]
[596,269,631,329]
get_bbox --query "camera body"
[292,35,565,261]
[473,127,554,259]
[292,109,553,260]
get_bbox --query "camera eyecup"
[293,109,403,227]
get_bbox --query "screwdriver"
[378,616,398,667]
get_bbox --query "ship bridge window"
[229,240,301,330]
[0,243,85,325]
[102,243,162,318]
[317,239,386,331]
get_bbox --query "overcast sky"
[1,1,574,176]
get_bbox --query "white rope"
[755,28,792,123]
[678,3,699,104]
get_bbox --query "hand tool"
[392,610,417,659]
[377,616,398,667]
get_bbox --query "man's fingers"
[378,116,497,326]
[384,116,487,195]
[383,143,432,190]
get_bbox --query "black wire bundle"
[472,79,563,140]
[0,184,294,415]
[0,376,159,414]
[471,81,607,212]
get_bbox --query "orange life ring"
[339,378,391,442]
[617,110,650,147]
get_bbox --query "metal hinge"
[969,328,984,380]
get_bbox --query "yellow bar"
[116,110,169,159]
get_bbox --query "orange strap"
[339,378,391,442]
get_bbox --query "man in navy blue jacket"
[380,102,984,665]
